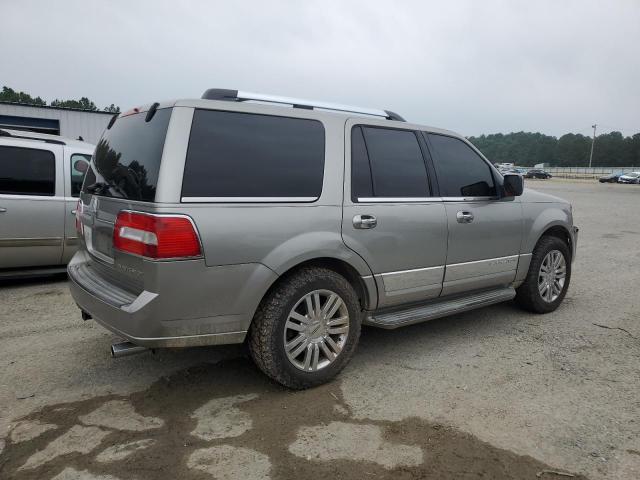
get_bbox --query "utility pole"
[588,124,597,168]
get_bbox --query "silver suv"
[69,89,578,389]
[0,129,93,277]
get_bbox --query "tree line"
[2,85,638,167]
[468,131,640,168]
[0,86,120,113]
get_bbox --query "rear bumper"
[67,250,277,348]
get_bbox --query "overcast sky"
[2,0,639,137]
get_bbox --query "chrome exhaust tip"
[111,341,147,358]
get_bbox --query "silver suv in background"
[68,89,578,389]
[0,129,93,277]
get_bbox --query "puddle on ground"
[0,357,587,480]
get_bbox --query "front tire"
[248,267,362,389]
[516,236,571,313]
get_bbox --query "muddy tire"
[248,267,362,390]
[516,235,571,314]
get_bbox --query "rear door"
[342,120,448,308]
[0,142,65,268]
[425,133,523,296]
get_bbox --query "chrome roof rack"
[201,89,405,122]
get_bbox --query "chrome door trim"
[181,196,319,203]
[0,237,64,247]
[0,194,66,202]
[357,197,443,203]
[441,196,499,202]
[445,254,519,282]
[379,265,445,293]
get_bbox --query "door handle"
[456,211,474,223]
[353,214,377,229]
[0,207,6,213]
[71,210,77,215]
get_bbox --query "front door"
[425,133,523,296]
[341,120,448,308]
[0,142,65,269]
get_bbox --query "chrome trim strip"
[65,237,79,246]
[237,90,389,118]
[441,196,499,202]
[181,196,319,203]
[0,237,63,247]
[0,194,65,201]
[381,265,445,276]
[445,254,519,282]
[380,265,445,293]
[357,197,443,203]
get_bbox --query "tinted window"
[0,146,55,196]
[428,134,496,197]
[358,127,429,198]
[86,108,171,202]
[182,110,325,199]
[350,127,373,200]
[70,153,91,197]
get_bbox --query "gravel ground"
[1,180,639,479]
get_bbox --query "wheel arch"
[256,257,377,317]
[536,224,573,259]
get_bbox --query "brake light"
[75,200,83,235]
[113,211,201,259]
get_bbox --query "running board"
[365,287,516,329]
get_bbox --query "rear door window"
[182,110,325,200]
[351,126,430,199]
[427,134,497,197]
[0,146,56,196]
[85,108,172,202]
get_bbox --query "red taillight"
[75,200,83,235]
[113,211,201,259]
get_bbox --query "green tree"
[0,86,46,106]
[50,96,98,111]
[103,104,121,114]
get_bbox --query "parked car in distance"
[68,89,578,389]
[0,129,94,277]
[525,169,552,179]
[618,172,640,184]
[599,171,625,183]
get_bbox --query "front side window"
[351,126,430,199]
[70,153,90,197]
[427,134,497,197]
[182,110,325,200]
[0,146,55,196]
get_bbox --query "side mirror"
[503,174,523,197]
[73,159,89,174]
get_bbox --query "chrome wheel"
[283,289,349,372]
[538,250,566,303]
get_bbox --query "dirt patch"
[0,357,586,480]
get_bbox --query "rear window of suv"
[182,110,325,201]
[83,108,171,202]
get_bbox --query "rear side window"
[86,108,171,202]
[182,110,325,200]
[0,146,55,196]
[351,126,429,199]
[427,134,496,197]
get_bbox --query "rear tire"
[516,236,571,314]
[248,267,362,389]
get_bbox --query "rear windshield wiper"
[85,182,110,194]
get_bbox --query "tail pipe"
[111,341,147,358]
